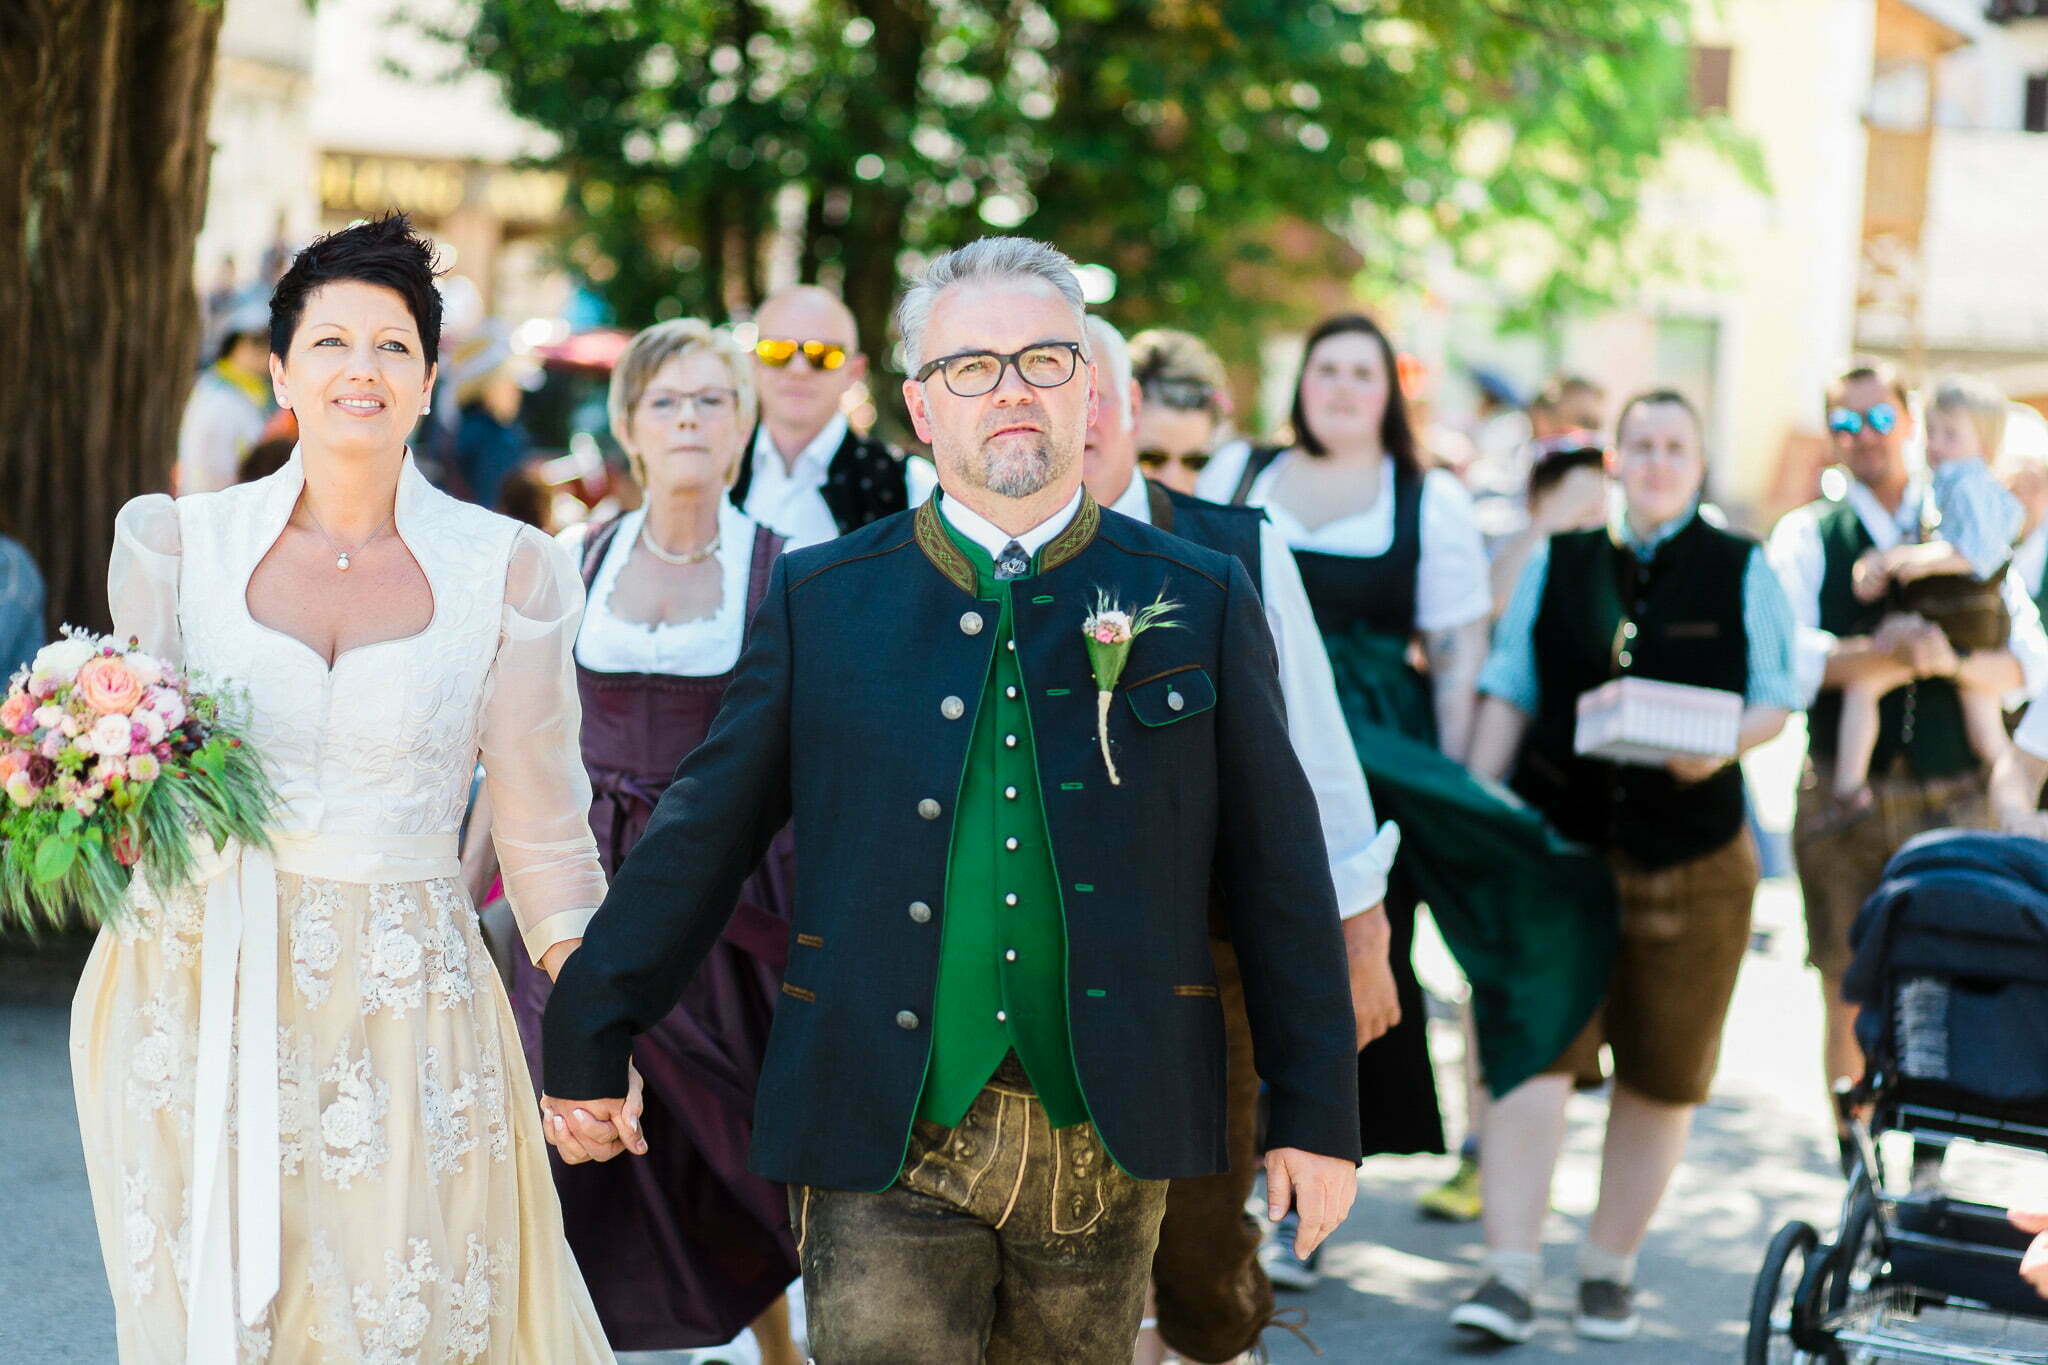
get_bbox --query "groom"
[540,236,1361,1363]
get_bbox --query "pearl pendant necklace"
[303,504,393,573]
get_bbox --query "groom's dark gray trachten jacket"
[542,492,1363,1191]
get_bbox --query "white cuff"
[1336,822,1402,918]
[521,906,598,965]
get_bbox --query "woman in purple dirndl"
[501,319,802,1362]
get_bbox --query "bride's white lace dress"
[70,453,615,1363]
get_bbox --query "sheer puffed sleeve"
[481,524,605,962]
[108,495,183,664]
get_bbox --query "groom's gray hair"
[897,236,1088,372]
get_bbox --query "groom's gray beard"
[983,436,1056,497]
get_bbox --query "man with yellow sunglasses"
[738,285,912,549]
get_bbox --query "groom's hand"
[541,1061,647,1163]
[1265,1147,1358,1260]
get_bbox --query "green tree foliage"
[452,0,1730,377]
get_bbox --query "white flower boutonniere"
[1082,589,1182,785]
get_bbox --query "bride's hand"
[539,937,582,982]
[542,1061,647,1163]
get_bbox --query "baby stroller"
[1748,829,2048,1363]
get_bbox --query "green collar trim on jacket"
[913,491,1102,594]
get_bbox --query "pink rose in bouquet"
[74,656,145,714]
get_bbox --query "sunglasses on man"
[754,337,849,371]
[1137,450,1213,474]
[1828,402,1898,436]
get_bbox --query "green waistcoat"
[914,518,1090,1130]
[1808,497,1975,778]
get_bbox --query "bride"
[71,214,616,1363]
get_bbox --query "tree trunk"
[0,0,224,636]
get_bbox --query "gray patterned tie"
[994,540,1030,580]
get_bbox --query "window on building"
[2026,73,2048,134]
[1691,45,1734,115]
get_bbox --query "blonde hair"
[607,319,758,486]
[1930,374,2009,462]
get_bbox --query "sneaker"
[1258,1213,1322,1291]
[1573,1279,1640,1341]
[1450,1277,1536,1344]
[1418,1157,1483,1222]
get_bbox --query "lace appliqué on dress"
[423,878,478,1010]
[418,1046,478,1183]
[358,882,427,1019]
[278,1026,315,1177]
[444,1234,514,1360]
[291,879,344,1007]
[127,989,196,1133]
[319,1041,392,1189]
[121,1166,159,1303]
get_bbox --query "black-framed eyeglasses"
[1828,402,1898,436]
[1137,449,1213,473]
[914,341,1084,398]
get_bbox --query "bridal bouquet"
[0,629,275,929]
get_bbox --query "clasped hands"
[541,1062,648,1164]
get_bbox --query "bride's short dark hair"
[268,212,445,366]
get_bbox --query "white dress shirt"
[1106,474,1400,914]
[743,413,850,551]
[1766,474,2048,709]
[935,484,1084,559]
[558,501,768,676]
[1196,445,1493,633]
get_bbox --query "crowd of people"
[51,209,2048,1365]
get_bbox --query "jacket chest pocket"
[1123,665,1216,727]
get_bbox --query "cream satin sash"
[183,830,461,1365]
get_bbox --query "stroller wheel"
[1747,1221,1843,1364]
[1826,1187,1881,1315]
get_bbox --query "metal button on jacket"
[918,798,942,820]
[940,695,965,720]
[1167,690,1185,711]
[896,1010,920,1030]
[908,901,933,923]
[1618,651,1634,668]
[960,611,984,636]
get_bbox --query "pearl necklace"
[302,505,393,572]
[638,519,720,567]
